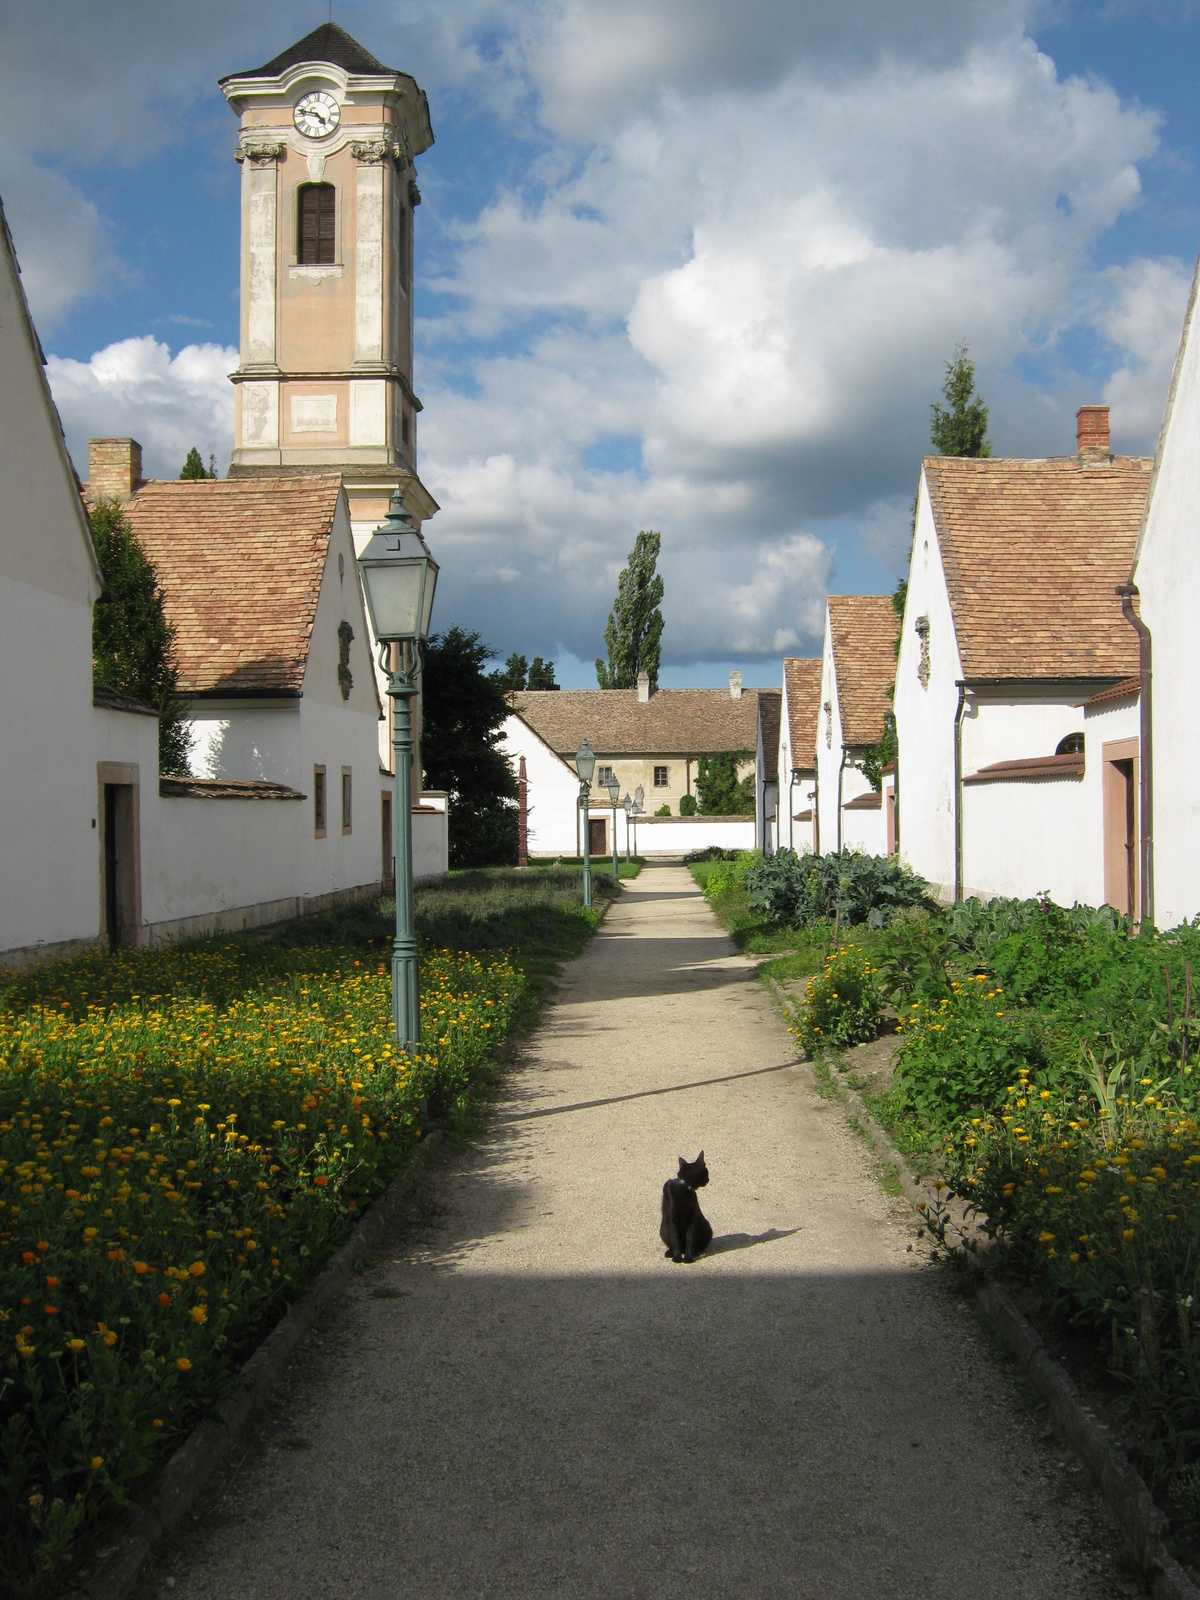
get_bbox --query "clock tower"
[220,23,437,544]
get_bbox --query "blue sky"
[4,1,1200,688]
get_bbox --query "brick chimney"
[729,669,743,700]
[1076,406,1110,462]
[88,437,144,500]
[637,670,650,704]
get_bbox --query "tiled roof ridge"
[782,657,822,769]
[1086,676,1140,707]
[826,594,898,747]
[511,684,767,756]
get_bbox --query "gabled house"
[778,658,822,853]
[816,596,898,857]
[894,408,1150,906]
[757,687,782,853]
[1126,245,1200,928]
[501,674,771,858]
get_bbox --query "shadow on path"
[496,1061,795,1122]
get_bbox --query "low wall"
[413,794,449,882]
[629,815,755,857]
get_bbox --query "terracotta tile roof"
[125,478,342,696]
[963,752,1085,785]
[783,658,821,770]
[160,777,305,800]
[93,686,157,718]
[759,690,781,783]
[924,454,1150,681]
[1086,676,1140,708]
[827,595,898,746]
[844,790,883,811]
[511,687,764,756]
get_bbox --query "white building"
[501,676,774,859]
[816,596,897,858]
[894,409,1149,907]
[778,658,821,854]
[1126,246,1200,928]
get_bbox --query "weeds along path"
[149,866,1134,1600]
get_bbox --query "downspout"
[953,682,967,902]
[813,767,820,856]
[836,747,849,854]
[893,738,901,856]
[788,769,796,851]
[1118,584,1154,927]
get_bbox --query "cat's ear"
[678,1156,686,1170]
[697,1150,704,1162]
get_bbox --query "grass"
[0,865,613,1597]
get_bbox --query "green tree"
[497,652,528,692]
[90,501,192,775]
[894,341,991,617]
[930,340,991,459]
[179,446,215,480]
[595,530,664,690]
[695,751,754,815]
[858,711,897,793]
[527,656,559,690]
[422,626,519,867]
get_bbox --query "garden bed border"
[765,973,1200,1600]
[64,1130,444,1600]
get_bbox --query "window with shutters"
[298,184,336,265]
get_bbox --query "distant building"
[816,595,897,858]
[778,658,821,853]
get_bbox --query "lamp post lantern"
[356,489,439,1050]
[575,738,596,907]
[603,771,620,881]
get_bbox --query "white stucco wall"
[500,713,582,857]
[632,817,755,856]
[961,777,1092,905]
[1132,251,1200,929]
[816,608,881,856]
[894,473,962,895]
[412,793,448,882]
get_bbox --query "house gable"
[300,491,382,718]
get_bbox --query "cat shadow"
[705,1227,801,1255]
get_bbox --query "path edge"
[65,1129,444,1600]
[765,974,1199,1600]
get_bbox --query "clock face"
[293,91,340,140]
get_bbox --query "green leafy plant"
[795,943,884,1054]
[745,849,932,929]
[695,752,754,815]
[678,793,697,817]
[655,803,671,817]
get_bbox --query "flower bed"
[0,941,522,1596]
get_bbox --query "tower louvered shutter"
[299,185,336,265]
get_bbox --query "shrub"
[678,794,697,817]
[947,1073,1200,1491]
[655,802,671,817]
[702,850,759,901]
[795,944,884,1053]
[695,752,754,814]
[683,845,737,865]
[745,849,932,929]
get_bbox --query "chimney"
[1076,406,1110,462]
[88,438,144,500]
[729,669,743,700]
[637,670,650,704]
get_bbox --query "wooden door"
[588,816,607,856]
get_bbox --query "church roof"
[124,477,343,698]
[222,23,393,82]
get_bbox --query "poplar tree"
[90,501,192,775]
[930,341,991,458]
[179,446,215,480]
[595,530,665,691]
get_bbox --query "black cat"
[660,1152,713,1263]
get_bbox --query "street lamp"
[622,794,633,864]
[603,771,620,881]
[575,738,596,908]
[356,488,439,1050]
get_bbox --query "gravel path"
[146,865,1138,1600]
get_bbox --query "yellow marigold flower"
[102,1331,117,1348]
[1123,1228,1135,1239]
[176,1357,192,1372]
[67,1339,85,1352]
[187,1261,205,1277]
[189,1305,207,1324]
[1038,1231,1055,1243]
[91,1457,104,1471]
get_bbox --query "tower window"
[401,409,411,446]
[298,184,336,265]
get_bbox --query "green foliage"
[527,656,559,690]
[595,530,664,690]
[497,652,527,691]
[422,627,519,869]
[678,793,697,817]
[695,751,754,815]
[179,447,215,480]
[744,849,933,929]
[795,943,885,1054]
[946,1082,1200,1492]
[654,802,671,816]
[701,850,759,902]
[858,711,897,793]
[89,501,191,776]
[930,340,991,458]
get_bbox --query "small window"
[342,767,352,834]
[314,766,327,837]
[298,184,336,265]
[653,765,669,787]
[1056,732,1085,756]
[597,765,614,788]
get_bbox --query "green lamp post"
[575,738,596,908]
[356,489,439,1050]
[604,770,620,881]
